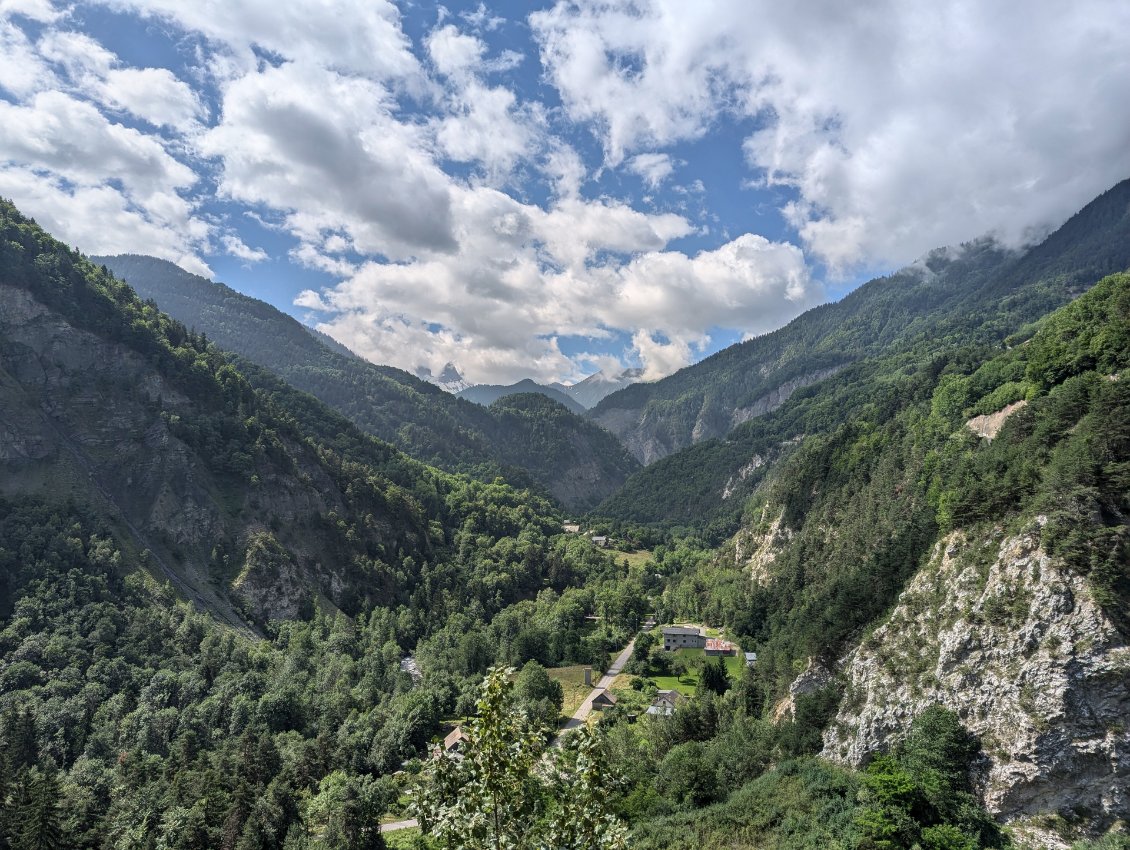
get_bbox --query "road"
[556,617,654,738]
[380,818,418,834]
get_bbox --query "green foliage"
[700,656,730,696]
[412,668,627,850]
[855,707,1006,850]
[595,179,1130,534]
[413,667,547,848]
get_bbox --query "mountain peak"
[417,362,472,394]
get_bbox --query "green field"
[641,646,746,696]
[611,549,654,570]
[547,664,593,718]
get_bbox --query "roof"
[745,651,758,663]
[444,727,468,750]
[705,638,735,652]
[662,626,703,636]
[655,690,682,706]
[591,690,617,706]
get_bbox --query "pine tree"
[12,767,64,850]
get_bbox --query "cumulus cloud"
[531,0,1130,270]
[199,61,458,260]
[7,0,1119,388]
[299,189,814,383]
[92,0,422,84]
[627,152,674,188]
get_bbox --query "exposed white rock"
[721,454,765,500]
[731,505,792,586]
[823,524,1130,835]
[966,400,1028,441]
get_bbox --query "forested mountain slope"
[458,379,586,415]
[95,254,638,511]
[591,178,1130,467]
[0,201,618,627]
[594,178,1130,538]
[643,271,1129,845]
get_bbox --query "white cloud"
[0,165,211,275]
[99,67,202,129]
[0,15,55,96]
[631,330,695,381]
[627,152,674,188]
[531,0,1130,270]
[36,30,202,130]
[92,0,422,84]
[0,91,196,200]
[298,187,814,383]
[221,234,267,263]
[199,61,458,260]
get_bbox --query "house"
[644,690,683,716]
[744,651,758,666]
[563,523,581,533]
[590,535,609,547]
[443,727,469,753]
[662,625,705,651]
[704,638,737,656]
[590,690,618,711]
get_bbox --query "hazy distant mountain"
[561,368,645,409]
[459,379,586,415]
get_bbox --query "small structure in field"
[704,638,737,656]
[591,690,618,711]
[443,727,468,753]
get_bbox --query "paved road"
[556,617,654,738]
[380,818,418,833]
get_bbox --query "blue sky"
[2,0,1128,385]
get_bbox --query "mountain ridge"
[95,253,639,511]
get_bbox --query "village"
[437,621,754,755]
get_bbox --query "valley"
[1,178,1128,850]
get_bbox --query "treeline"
[593,178,1130,535]
[97,254,639,511]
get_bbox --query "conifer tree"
[12,767,64,850]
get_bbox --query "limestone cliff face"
[592,368,841,466]
[729,505,791,586]
[823,522,1130,835]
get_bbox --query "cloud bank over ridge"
[1,0,1127,383]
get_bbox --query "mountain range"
[2,177,1128,848]
[95,254,639,511]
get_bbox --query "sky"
[1,0,1129,385]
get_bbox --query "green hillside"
[593,178,1130,539]
[591,178,1130,468]
[95,254,638,512]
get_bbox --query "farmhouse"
[662,625,705,651]
[443,727,468,753]
[645,690,683,716]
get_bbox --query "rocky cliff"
[823,521,1130,843]
[0,279,422,625]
